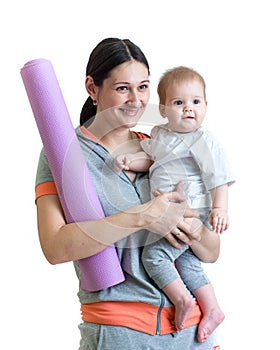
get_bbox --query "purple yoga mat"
[21,58,125,291]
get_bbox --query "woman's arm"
[170,216,220,263]
[37,194,107,264]
[37,191,199,265]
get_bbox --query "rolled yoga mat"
[21,59,125,291]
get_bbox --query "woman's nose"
[128,89,140,103]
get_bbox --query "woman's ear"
[85,76,99,101]
[159,104,167,118]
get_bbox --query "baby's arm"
[114,151,153,173]
[209,184,229,234]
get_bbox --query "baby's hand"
[114,154,131,173]
[209,208,229,234]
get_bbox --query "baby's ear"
[159,104,167,118]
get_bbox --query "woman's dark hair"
[80,38,150,125]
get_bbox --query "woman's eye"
[117,86,128,91]
[139,84,149,90]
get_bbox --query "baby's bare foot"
[197,308,225,342]
[174,298,195,331]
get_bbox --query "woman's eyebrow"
[112,79,150,85]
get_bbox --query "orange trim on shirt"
[80,126,150,142]
[81,301,201,335]
[132,131,150,139]
[35,129,149,203]
[80,126,102,143]
[35,181,57,202]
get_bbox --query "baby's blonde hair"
[157,66,206,105]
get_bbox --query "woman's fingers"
[171,227,192,246]
[153,182,186,203]
[178,218,202,241]
[153,189,186,203]
[183,207,199,219]
[144,191,203,247]
[165,231,183,249]
[174,180,185,196]
[167,219,202,248]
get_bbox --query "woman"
[35,38,220,349]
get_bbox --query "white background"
[1,0,279,349]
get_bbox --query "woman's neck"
[86,121,134,154]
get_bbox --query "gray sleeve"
[35,148,54,186]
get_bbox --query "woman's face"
[92,60,150,130]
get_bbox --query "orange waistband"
[81,301,201,335]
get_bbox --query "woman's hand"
[169,217,203,248]
[143,187,220,261]
[139,182,201,249]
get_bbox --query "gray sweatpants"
[142,238,209,292]
[142,208,211,292]
[78,322,219,350]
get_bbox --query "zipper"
[131,179,141,199]
[156,292,166,335]
[118,166,142,200]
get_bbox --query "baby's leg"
[193,283,225,342]
[162,278,195,331]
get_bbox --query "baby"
[114,66,235,342]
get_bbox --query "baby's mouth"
[183,115,195,120]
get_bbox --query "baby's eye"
[174,100,183,106]
[193,99,201,105]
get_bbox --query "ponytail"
[80,96,97,126]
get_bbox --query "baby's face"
[162,79,207,133]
